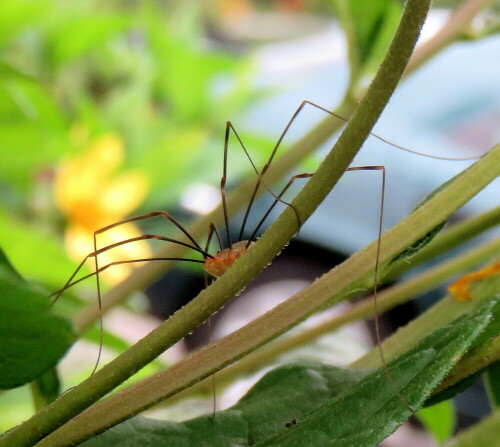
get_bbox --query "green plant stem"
[72,0,488,333]
[29,383,47,413]
[37,142,500,447]
[433,335,500,395]
[446,409,500,447]
[168,236,500,401]
[331,0,359,87]
[353,252,500,369]
[0,2,431,446]
[387,205,500,280]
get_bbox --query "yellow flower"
[56,133,151,284]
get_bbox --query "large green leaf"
[81,299,495,446]
[84,411,249,447]
[0,253,75,389]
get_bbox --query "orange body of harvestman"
[203,241,253,277]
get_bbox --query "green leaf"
[0,271,75,389]
[236,364,368,444]
[0,247,23,281]
[424,280,500,407]
[254,301,490,447]
[389,221,446,265]
[418,400,455,445]
[425,372,481,408]
[81,299,493,446]
[468,281,500,347]
[83,411,249,447]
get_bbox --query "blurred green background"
[0,0,498,442]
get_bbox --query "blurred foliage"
[0,0,263,286]
[332,0,402,91]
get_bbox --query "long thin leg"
[57,212,207,322]
[53,234,211,305]
[237,101,313,239]
[250,164,410,409]
[347,165,413,411]
[271,101,477,163]
[54,255,205,376]
[54,214,210,375]
[91,212,208,371]
[94,212,206,252]
[248,173,314,244]
[238,100,476,241]
[49,257,205,298]
[340,166,387,349]
[209,223,224,252]
[220,123,234,248]
[219,121,301,241]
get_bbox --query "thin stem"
[432,335,500,395]
[387,205,500,280]
[1,2,432,445]
[353,244,500,369]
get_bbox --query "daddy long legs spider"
[50,100,478,414]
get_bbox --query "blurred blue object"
[242,21,500,255]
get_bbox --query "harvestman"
[50,101,477,411]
